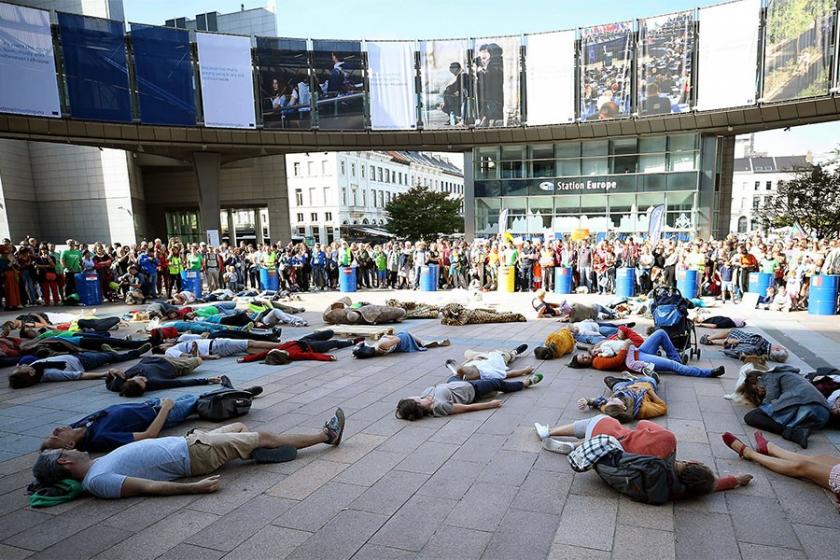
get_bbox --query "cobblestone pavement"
[0,289,837,559]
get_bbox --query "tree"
[385,186,463,240]
[754,164,840,239]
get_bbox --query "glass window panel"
[582,140,608,157]
[503,180,529,197]
[555,142,580,158]
[636,192,665,211]
[669,150,697,171]
[608,193,635,214]
[474,181,501,198]
[667,211,694,229]
[582,157,609,175]
[668,133,697,152]
[554,195,580,212]
[667,172,698,190]
[611,154,638,174]
[476,147,498,180]
[667,191,695,211]
[639,136,667,153]
[642,173,667,191]
[639,153,667,173]
[528,196,554,229]
[501,146,525,179]
[610,138,637,155]
[503,196,529,233]
[558,159,581,176]
[475,198,501,235]
[529,144,555,178]
[580,194,607,214]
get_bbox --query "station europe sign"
[539,180,618,192]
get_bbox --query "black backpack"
[593,451,684,505]
[195,390,253,422]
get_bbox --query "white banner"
[696,0,761,111]
[368,41,416,130]
[196,33,255,129]
[0,3,61,118]
[525,31,575,125]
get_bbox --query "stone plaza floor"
[0,288,837,560]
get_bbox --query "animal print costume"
[440,303,526,326]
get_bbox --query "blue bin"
[74,272,101,306]
[181,270,202,298]
[748,272,773,296]
[339,266,357,292]
[677,269,698,299]
[808,274,839,315]
[420,264,438,291]
[554,266,573,294]
[616,268,635,298]
[259,268,279,291]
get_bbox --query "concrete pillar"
[699,135,736,240]
[193,152,222,240]
[463,150,475,241]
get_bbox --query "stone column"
[463,150,475,241]
[192,152,222,241]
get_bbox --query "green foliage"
[385,186,463,240]
[754,164,840,239]
[766,0,833,44]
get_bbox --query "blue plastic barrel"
[259,268,279,291]
[180,270,202,298]
[677,269,698,299]
[748,272,773,295]
[420,264,438,291]
[339,266,357,292]
[74,272,101,306]
[616,268,635,298]
[554,266,573,294]
[808,275,839,315]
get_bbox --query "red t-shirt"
[240,340,333,363]
[607,326,644,347]
[592,417,677,459]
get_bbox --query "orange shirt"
[592,417,677,459]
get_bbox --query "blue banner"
[648,204,665,242]
[130,23,195,126]
[58,12,131,123]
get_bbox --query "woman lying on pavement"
[238,330,359,365]
[698,328,789,362]
[152,337,287,360]
[443,344,534,381]
[148,326,279,346]
[570,320,642,346]
[577,373,666,422]
[352,331,450,359]
[9,345,152,388]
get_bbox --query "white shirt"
[165,338,212,358]
[465,352,508,380]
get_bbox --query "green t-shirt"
[374,253,387,271]
[194,306,220,318]
[60,249,82,273]
[187,254,203,271]
[760,258,779,274]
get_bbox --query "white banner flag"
[368,41,416,130]
[525,30,575,125]
[196,33,256,129]
[0,3,61,118]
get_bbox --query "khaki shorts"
[186,428,261,476]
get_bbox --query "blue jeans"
[164,321,235,334]
[312,264,327,288]
[76,349,145,370]
[143,271,158,297]
[637,330,712,377]
[145,394,199,428]
[760,402,831,430]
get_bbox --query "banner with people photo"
[311,39,366,130]
[580,21,633,122]
[130,24,196,126]
[763,0,835,102]
[0,3,61,118]
[196,32,255,129]
[255,37,311,130]
[696,0,761,111]
[473,35,521,127]
[638,11,694,116]
[419,38,471,129]
[58,12,132,123]
[367,41,417,130]
[524,30,575,126]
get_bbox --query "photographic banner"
[763,0,834,102]
[311,39,365,130]
[419,38,471,129]
[196,32,255,129]
[638,11,694,116]
[474,35,521,127]
[0,3,60,118]
[255,37,311,129]
[367,41,417,130]
[58,12,131,123]
[580,21,633,121]
[524,30,575,125]
[696,0,761,111]
[130,24,195,126]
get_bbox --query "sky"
[122,0,840,160]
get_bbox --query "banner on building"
[130,24,195,126]
[498,208,509,235]
[367,41,416,130]
[648,204,665,242]
[474,35,521,127]
[762,0,834,102]
[696,0,761,111]
[580,21,633,121]
[525,30,575,125]
[0,3,61,118]
[638,11,694,116]
[196,32,255,129]
[419,38,471,129]
[255,37,311,130]
[311,39,365,130]
[58,12,132,123]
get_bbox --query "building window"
[311,212,318,222]
[323,187,329,205]
[308,188,316,205]
[295,189,303,206]
[362,189,366,206]
[754,181,760,191]
[351,163,356,177]
[296,213,304,222]
[342,188,347,206]
[765,181,772,191]
[377,167,383,182]
[307,161,313,176]
[370,165,375,179]
[325,212,333,221]
[352,189,357,206]
[322,160,329,175]
[297,226,306,236]
[361,165,365,178]
[340,160,346,175]
[752,196,760,210]
[379,191,384,207]
[293,162,300,176]
[738,216,748,233]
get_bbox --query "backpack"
[195,389,253,422]
[593,451,684,505]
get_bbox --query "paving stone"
[552,494,617,552]
[617,495,674,532]
[4,513,100,552]
[377,425,438,454]
[394,441,458,475]
[221,525,311,560]
[793,523,840,560]
[287,510,388,560]
[481,509,560,560]
[725,494,799,547]
[673,510,740,560]
[768,476,840,528]
[445,482,519,531]
[103,495,200,531]
[268,459,348,500]
[156,544,225,560]
[320,433,386,464]
[416,525,492,559]
[273,481,367,532]
[510,469,571,515]
[546,543,611,560]
[476,450,537,486]
[416,458,481,500]
[189,465,288,515]
[28,524,126,560]
[349,470,429,516]
[0,509,52,541]
[428,418,482,445]
[0,544,32,560]
[92,509,219,560]
[612,525,675,560]
[351,544,417,560]
[187,494,298,552]
[739,543,807,560]
[371,494,459,552]
[450,433,507,464]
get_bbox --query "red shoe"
[753,431,769,455]
[722,432,747,458]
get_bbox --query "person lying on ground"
[569,329,725,378]
[698,328,789,362]
[689,311,746,329]
[168,290,197,306]
[396,371,543,421]
[722,432,840,511]
[6,316,122,339]
[32,410,345,499]
[439,303,526,325]
[157,320,259,336]
[41,381,263,453]
[535,414,752,498]
[9,345,152,389]
[443,344,532,381]
[153,337,287,360]
[532,289,562,318]
[533,328,576,360]
[20,333,151,359]
[556,301,624,323]
[323,297,406,325]
[734,364,831,448]
[805,368,840,427]
[239,329,359,365]
[252,307,308,328]
[148,326,279,346]
[104,356,220,397]
[3,310,78,332]
[569,320,641,346]
[577,373,666,422]
[352,331,449,359]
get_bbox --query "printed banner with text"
[368,41,417,130]
[196,32,256,129]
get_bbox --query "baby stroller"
[650,286,700,363]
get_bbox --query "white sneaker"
[534,422,550,441]
[642,363,656,376]
[542,438,575,454]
